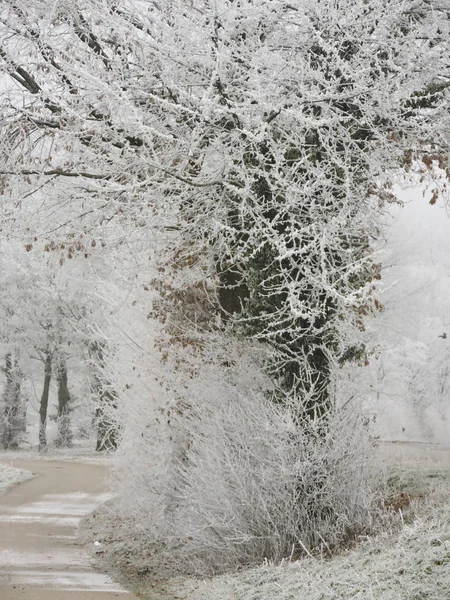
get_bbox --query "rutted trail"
[0,460,136,599]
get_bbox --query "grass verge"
[0,462,34,494]
[80,446,450,600]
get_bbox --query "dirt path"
[0,460,137,599]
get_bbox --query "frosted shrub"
[165,393,381,574]
[112,337,274,543]
[113,337,382,575]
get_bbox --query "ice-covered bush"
[113,336,382,575]
[168,398,380,573]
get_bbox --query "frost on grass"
[0,462,34,494]
[176,485,450,600]
[92,464,450,600]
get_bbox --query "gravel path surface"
[0,460,137,599]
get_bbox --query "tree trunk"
[1,353,23,450]
[89,342,118,452]
[39,353,52,452]
[54,358,73,448]
[95,386,118,452]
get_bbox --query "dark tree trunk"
[1,353,23,449]
[54,358,73,448]
[39,352,52,452]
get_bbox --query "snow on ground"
[0,463,34,495]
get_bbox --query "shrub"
[113,342,382,575]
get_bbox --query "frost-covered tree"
[1,0,449,569]
[0,237,47,449]
[0,249,73,450]
[0,222,113,449]
[1,0,448,419]
[0,351,25,449]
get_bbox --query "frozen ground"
[0,463,34,495]
[84,442,450,600]
[178,488,449,600]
